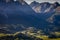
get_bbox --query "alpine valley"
[0,0,60,40]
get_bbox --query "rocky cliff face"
[30,1,60,13]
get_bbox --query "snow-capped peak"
[30,1,60,13]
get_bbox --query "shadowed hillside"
[0,0,60,40]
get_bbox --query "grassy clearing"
[0,32,60,40]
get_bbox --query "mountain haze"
[0,0,60,36]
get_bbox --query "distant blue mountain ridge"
[0,0,60,34]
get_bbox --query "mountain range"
[30,1,60,13]
[0,0,60,35]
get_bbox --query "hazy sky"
[24,0,60,4]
